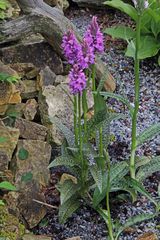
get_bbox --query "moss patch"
[0,206,25,240]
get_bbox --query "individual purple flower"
[85,16,104,53]
[69,65,87,95]
[61,30,83,65]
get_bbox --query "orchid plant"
[48,15,159,240]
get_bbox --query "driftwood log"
[0,0,116,91]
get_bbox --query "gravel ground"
[35,7,160,240]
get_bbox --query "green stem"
[74,96,78,146]
[82,89,88,142]
[78,94,84,186]
[105,151,114,240]
[92,64,96,92]
[130,14,141,179]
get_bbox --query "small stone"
[14,118,48,141]
[0,104,8,115]
[26,68,39,79]
[23,99,38,121]
[0,82,21,105]
[54,75,68,85]
[137,232,158,240]
[0,126,20,171]
[9,63,38,78]
[0,60,19,77]
[124,227,136,233]
[6,103,25,118]
[9,90,21,104]
[21,80,38,99]
[37,66,56,90]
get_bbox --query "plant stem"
[82,89,88,142]
[74,96,78,146]
[105,151,114,240]
[92,64,104,159]
[78,94,84,186]
[130,14,141,179]
[92,64,96,93]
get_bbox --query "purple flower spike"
[81,38,95,68]
[69,65,87,95]
[61,30,83,65]
[85,16,104,53]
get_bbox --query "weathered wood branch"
[0,0,116,91]
[0,0,76,56]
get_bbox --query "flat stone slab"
[14,118,48,141]
[0,40,63,75]
[10,139,51,228]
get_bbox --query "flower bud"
[132,0,149,12]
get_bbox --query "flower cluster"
[132,0,149,12]
[69,65,87,95]
[85,16,104,53]
[61,16,104,95]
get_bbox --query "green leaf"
[93,161,129,207]
[50,117,75,148]
[0,136,8,143]
[110,161,129,184]
[0,72,19,83]
[57,180,79,205]
[0,181,16,191]
[128,178,157,206]
[116,213,157,239]
[95,118,110,150]
[90,164,104,193]
[136,123,160,146]
[100,91,134,117]
[94,92,106,115]
[135,156,152,169]
[48,155,79,168]
[18,148,29,160]
[126,36,160,59]
[96,207,109,225]
[104,26,136,41]
[111,180,137,202]
[59,197,81,224]
[87,108,108,135]
[0,200,5,206]
[136,156,160,182]
[21,172,33,183]
[39,218,49,227]
[0,0,9,10]
[104,0,138,21]
[158,55,160,66]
